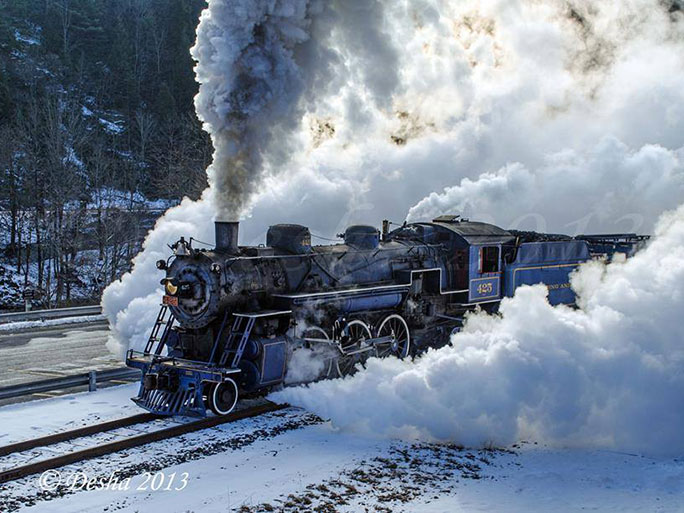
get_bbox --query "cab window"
[480,246,500,273]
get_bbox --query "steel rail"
[0,413,159,458]
[0,401,288,484]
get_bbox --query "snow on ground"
[98,118,124,134]
[0,384,141,446]
[14,29,40,46]
[0,384,682,512]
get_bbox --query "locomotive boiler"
[126,216,647,416]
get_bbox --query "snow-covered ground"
[1,385,682,512]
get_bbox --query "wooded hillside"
[0,0,212,309]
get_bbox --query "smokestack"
[215,221,239,253]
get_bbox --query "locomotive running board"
[458,298,501,306]
[127,351,241,376]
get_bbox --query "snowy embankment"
[0,385,682,513]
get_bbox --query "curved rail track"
[0,401,287,485]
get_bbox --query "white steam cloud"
[103,0,684,400]
[407,138,684,234]
[102,195,215,356]
[274,204,684,456]
[242,0,684,237]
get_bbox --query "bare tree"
[130,0,152,101]
[151,22,166,75]
[0,125,18,258]
[151,113,210,201]
[134,109,156,163]
[55,0,72,58]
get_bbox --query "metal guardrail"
[0,305,103,325]
[0,367,140,400]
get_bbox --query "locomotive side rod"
[0,401,288,485]
[339,335,394,356]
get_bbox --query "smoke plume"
[191,0,320,219]
[274,204,684,456]
[103,0,684,396]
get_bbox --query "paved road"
[0,321,122,389]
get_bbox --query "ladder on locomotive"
[145,305,176,355]
[216,315,257,369]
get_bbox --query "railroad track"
[0,401,287,485]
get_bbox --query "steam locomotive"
[126,216,647,416]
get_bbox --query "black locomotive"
[127,217,647,416]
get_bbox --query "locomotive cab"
[468,244,503,303]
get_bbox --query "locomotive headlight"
[210,263,221,274]
[156,259,167,270]
[165,280,178,296]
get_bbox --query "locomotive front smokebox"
[215,221,239,253]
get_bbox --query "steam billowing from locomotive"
[103,0,684,452]
[275,204,684,456]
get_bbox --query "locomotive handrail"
[233,310,293,318]
[575,233,650,241]
[274,268,468,301]
[208,310,230,364]
[273,283,409,299]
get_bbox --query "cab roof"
[428,215,515,245]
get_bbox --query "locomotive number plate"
[162,295,178,306]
